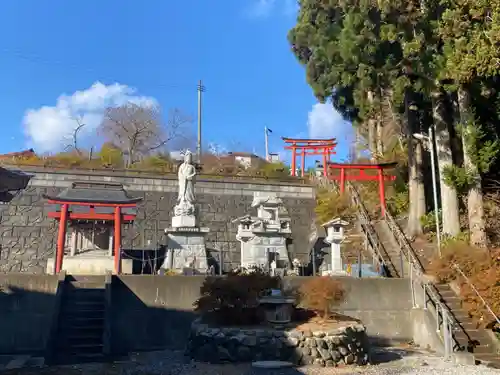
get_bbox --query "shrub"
[194,270,280,325]
[315,189,356,225]
[299,277,346,320]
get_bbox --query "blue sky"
[0,0,352,164]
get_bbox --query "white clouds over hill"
[22,82,157,152]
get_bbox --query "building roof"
[0,149,36,159]
[43,181,143,205]
[0,167,33,193]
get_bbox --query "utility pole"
[197,80,205,163]
[264,126,270,161]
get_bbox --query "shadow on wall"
[0,275,414,357]
[0,275,59,355]
[110,276,202,355]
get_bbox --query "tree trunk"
[376,119,384,158]
[457,86,487,247]
[367,91,377,161]
[406,93,424,236]
[432,89,461,237]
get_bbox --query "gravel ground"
[2,347,499,375]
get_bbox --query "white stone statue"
[175,151,196,216]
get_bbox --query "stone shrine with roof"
[233,192,292,271]
[44,181,142,275]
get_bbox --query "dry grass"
[427,244,500,327]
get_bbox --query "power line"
[0,48,195,90]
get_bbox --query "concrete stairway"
[53,275,106,365]
[435,283,500,368]
[371,220,408,278]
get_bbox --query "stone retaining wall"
[186,318,370,367]
[0,167,316,273]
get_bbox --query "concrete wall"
[0,167,316,273]
[110,276,414,354]
[0,274,59,354]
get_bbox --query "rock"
[338,346,349,356]
[236,346,252,361]
[318,348,332,360]
[344,353,355,365]
[282,337,299,347]
[305,338,317,347]
[314,358,325,367]
[330,336,342,345]
[242,335,257,347]
[300,347,311,356]
[287,330,303,339]
[301,355,314,365]
[217,346,232,361]
[315,338,327,349]
[325,360,336,367]
[310,348,318,358]
[330,350,342,362]
[303,330,313,338]
[313,331,326,338]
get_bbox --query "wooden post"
[300,150,306,177]
[378,168,386,217]
[291,146,297,176]
[322,151,328,177]
[114,207,122,274]
[55,204,68,274]
[340,167,346,194]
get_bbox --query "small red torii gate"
[282,137,337,177]
[327,162,397,216]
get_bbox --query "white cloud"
[247,0,297,18]
[307,102,350,139]
[22,81,157,152]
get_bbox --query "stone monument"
[164,151,209,273]
[322,217,349,276]
[233,192,292,271]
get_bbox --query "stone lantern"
[322,217,349,275]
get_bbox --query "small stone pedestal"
[164,220,210,273]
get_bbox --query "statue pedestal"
[164,226,210,273]
[172,215,196,228]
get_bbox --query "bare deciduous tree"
[99,103,192,166]
[62,117,86,156]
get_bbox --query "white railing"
[453,264,500,328]
[312,175,464,359]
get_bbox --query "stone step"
[59,325,104,337]
[53,352,106,365]
[58,334,103,347]
[475,353,500,368]
[60,308,105,320]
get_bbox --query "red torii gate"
[327,162,397,216]
[282,137,337,177]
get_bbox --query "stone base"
[164,227,210,272]
[46,256,133,275]
[186,318,371,366]
[172,215,196,228]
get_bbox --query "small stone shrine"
[163,151,209,273]
[233,192,292,270]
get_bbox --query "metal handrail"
[312,176,387,271]
[383,207,471,352]
[453,264,500,327]
[345,180,465,355]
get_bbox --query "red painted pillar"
[378,168,386,217]
[55,204,68,274]
[340,167,346,194]
[322,150,328,177]
[114,207,122,274]
[291,146,297,176]
[300,150,306,177]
